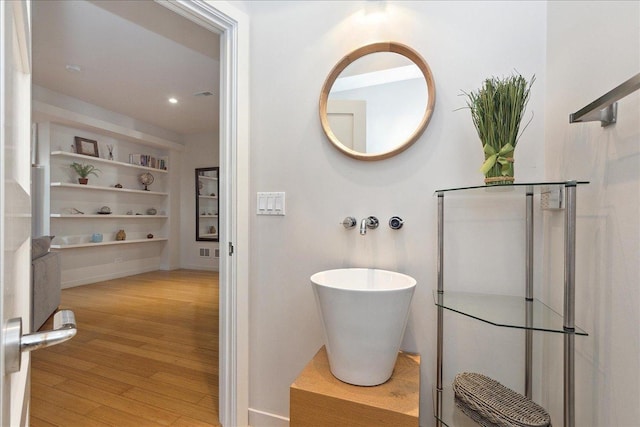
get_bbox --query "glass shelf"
[434,181,589,196]
[433,291,587,336]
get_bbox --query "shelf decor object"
[69,162,100,185]
[453,372,551,427]
[129,153,167,170]
[462,74,534,185]
[115,229,126,241]
[139,172,154,191]
[74,136,99,157]
[434,181,589,427]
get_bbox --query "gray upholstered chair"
[31,236,61,331]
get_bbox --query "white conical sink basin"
[310,268,416,386]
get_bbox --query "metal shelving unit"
[434,181,589,427]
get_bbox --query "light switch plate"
[257,192,286,215]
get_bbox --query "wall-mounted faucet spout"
[360,216,379,235]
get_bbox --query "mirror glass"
[195,167,219,242]
[320,42,435,161]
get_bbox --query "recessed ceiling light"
[168,97,178,104]
[65,64,82,73]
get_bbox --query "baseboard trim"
[248,408,289,427]
[182,263,219,272]
[61,265,159,288]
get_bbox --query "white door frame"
[157,1,249,426]
[1,0,33,425]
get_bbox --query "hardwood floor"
[30,269,220,427]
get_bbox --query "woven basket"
[453,372,552,427]
[455,397,501,427]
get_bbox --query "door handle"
[4,310,77,374]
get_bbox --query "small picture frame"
[74,137,99,157]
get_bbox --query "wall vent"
[214,248,220,258]
[199,248,210,257]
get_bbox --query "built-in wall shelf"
[51,151,168,174]
[50,214,167,219]
[198,195,218,199]
[199,175,218,181]
[51,237,168,250]
[199,215,218,218]
[35,103,177,287]
[50,182,168,196]
[198,233,218,239]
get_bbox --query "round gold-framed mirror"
[319,42,436,161]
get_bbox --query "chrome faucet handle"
[365,216,379,229]
[342,216,357,229]
[359,216,379,235]
[389,216,404,230]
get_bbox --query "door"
[1,1,32,425]
[327,99,367,152]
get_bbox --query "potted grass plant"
[463,73,534,185]
[70,162,100,185]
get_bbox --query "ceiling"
[32,0,221,137]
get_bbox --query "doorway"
[28,1,249,425]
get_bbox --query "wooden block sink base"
[290,346,420,427]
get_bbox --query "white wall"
[543,2,639,426]
[33,86,184,145]
[246,1,547,425]
[180,132,220,270]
